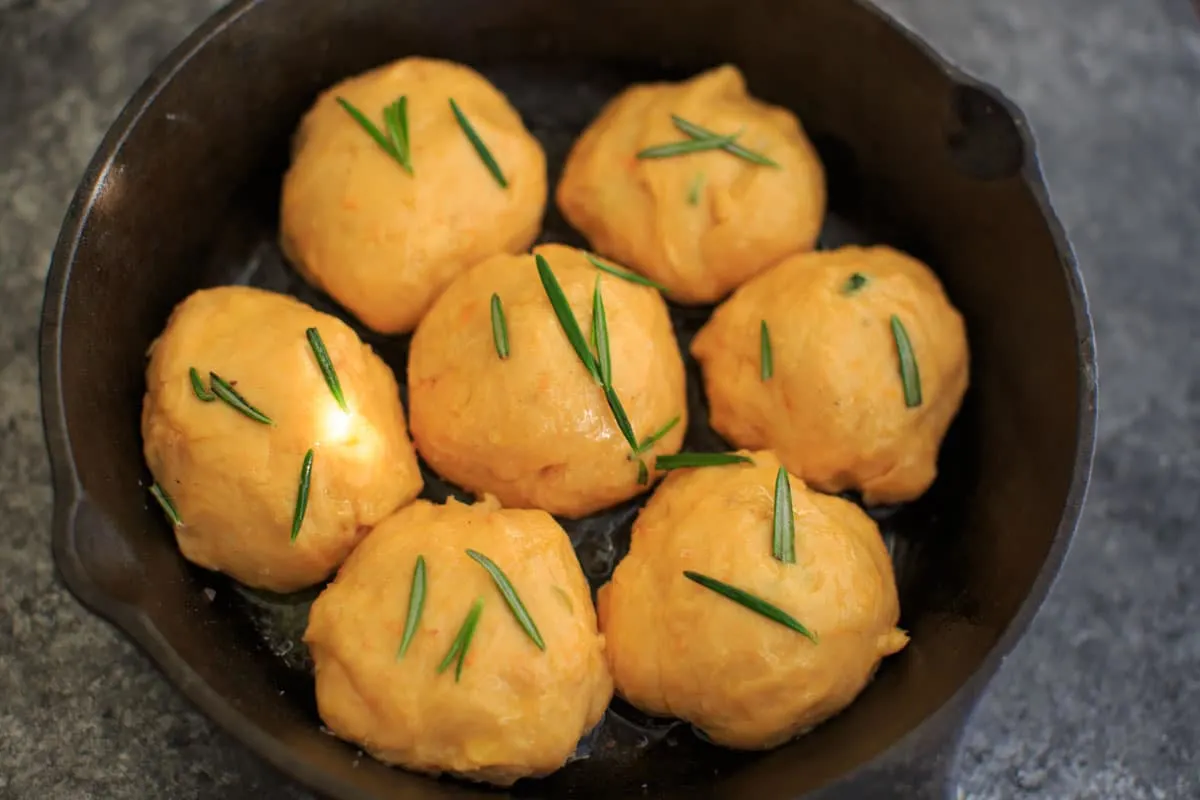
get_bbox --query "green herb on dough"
[149,483,181,527]
[306,327,348,412]
[655,452,754,471]
[396,555,427,659]
[450,98,507,188]
[290,449,314,542]
[890,315,923,408]
[490,294,510,360]
[466,550,545,651]
[671,114,779,167]
[684,571,817,642]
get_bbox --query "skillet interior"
[44,0,1092,797]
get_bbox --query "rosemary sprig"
[633,415,681,456]
[467,550,545,650]
[209,373,273,425]
[437,598,484,681]
[396,555,426,659]
[149,483,181,527]
[842,272,869,294]
[591,278,612,386]
[890,315,923,408]
[671,115,779,167]
[490,294,510,360]
[683,571,817,642]
[637,460,650,486]
[449,98,507,189]
[535,254,601,384]
[655,452,754,471]
[290,449,314,542]
[772,467,796,564]
[538,254,639,451]
[189,368,215,402]
[382,95,412,175]
[585,254,667,291]
[636,132,738,160]
[687,172,705,206]
[306,327,348,412]
[760,321,773,381]
[336,96,412,174]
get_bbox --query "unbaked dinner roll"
[281,57,547,334]
[691,245,969,505]
[408,243,687,518]
[597,451,908,749]
[141,285,422,592]
[557,64,825,304]
[305,496,612,785]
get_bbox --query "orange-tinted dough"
[557,65,825,304]
[691,246,969,505]
[141,286,422,592]
[304,497,612,785]
[281,57,547,334]
[597,451,907,749]
[407,243,687,518]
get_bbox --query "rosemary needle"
[590,278,639,450]
[633,415,681,455]
[490,293,510,360]
[687,172,705,206]
[306,327,348,412]
[149,483,181,527]
[683,571,817,642]
[772,467,796,564]
[636,132,738,160]
[467,549,545,650]
[760,321,773,381]
[382,95,413,175]
[437,598,485,681]
[671,115,779,167]
[604,384,639,452]
[842,272,869,294]
[396,555,426,659]
[591,278,612,386]
[655,452,754,471]
[290,449,314,542]
[637,460,650,486]
[536,254,601,384]
[189,368,215,402]
[891,315,923,408]
[585,254,668,291]
[209,372,273,425]
[450,98,507,189]
[336,96,411,174]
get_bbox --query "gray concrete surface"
[0,0,1197,797]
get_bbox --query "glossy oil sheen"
[40,1,1096,798]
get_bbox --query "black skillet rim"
[38,0,1099,796]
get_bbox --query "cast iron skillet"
[39,0,1098,797]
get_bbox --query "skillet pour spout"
[40,0,1097,797]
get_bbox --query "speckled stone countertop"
[1,0,1198,798]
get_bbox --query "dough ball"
[691,246,969,505]
[141,286,423,592]
[557,64,825,304]
[408,243,688,518]
[304,497,612,785]
[597,451,907,749]
[281,57,547,334]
